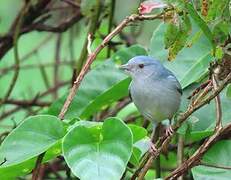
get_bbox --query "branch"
[1,99,51,107]
[75,0,101,74]
[0,0,52,60]
[165,123,231,179]
[54,34,62,99]
[61,0,80,8]
[212,74,222,130]
[0,1,82,60]
[0,2,30,105]
[30,11,83,33]
[0,81,69,121]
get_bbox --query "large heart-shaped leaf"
[192,140,231,180]
[62,117,133,180]
[0,115,64,167]
[48,61,130,119]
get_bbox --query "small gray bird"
[121,56,182,149]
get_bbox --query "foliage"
[0,0,230,179]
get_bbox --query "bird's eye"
[138,64,144,68]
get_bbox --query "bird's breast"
[130,78,181,122]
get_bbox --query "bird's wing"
[166,75,183,95]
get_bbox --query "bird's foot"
[165,125,174,136]
[148,142,158,155]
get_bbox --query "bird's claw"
[149,143,158,155]
[165,126,174,136]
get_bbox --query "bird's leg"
[149,135,157,154]
[165,119,174,136]
[149,123,160,154]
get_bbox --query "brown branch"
[54,34,62,98]
[75,0,101,74]
[0,0,52,60]
[0,81,69,121]
[0,1,82,60]
[30,11,83,33]
[106,0,116,58]
[32,152,46,180]
[1,99,51,107]
[212,74,222,130]
[0,2,30,105]
[61,0,80,8]
[177,135,184,180]
[0,61,73,75]
[165,123,231,179]
[0,107,21,121]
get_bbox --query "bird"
[120,56,182,151]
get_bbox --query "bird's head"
[120,56,164,79]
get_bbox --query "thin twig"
[212,74,222,130]
[0,61,73,75]
[177,135,184,180]
[75,0,101,74]
[61,0,80,8]
[1,99,51,107]
[165,123,231,179]
[0,2,30,105]
[32,152,46,180]
[0,0,52,60]
[106,0,116,58]
[54,34,62,98]
[87,33,93,54]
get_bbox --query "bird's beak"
[119,64,130,71]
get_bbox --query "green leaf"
[186,3,215,49]
[0,115,64,167]
[128,125,149,166]
[207,0,230,21]
[192,140,231,180]
[128,124,147,143]
[62,117,133,180]
[130,138,150,166]
[48,61,130,119]
[165,14,192,60]
[213,20,231,44]
[112,45,147,64]
[0,141,62,180]
[80,0,97,17]
[164,23,179,49]
[150,23,211,81]
[180,53,212,88]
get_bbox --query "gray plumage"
[121,56,182,123]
